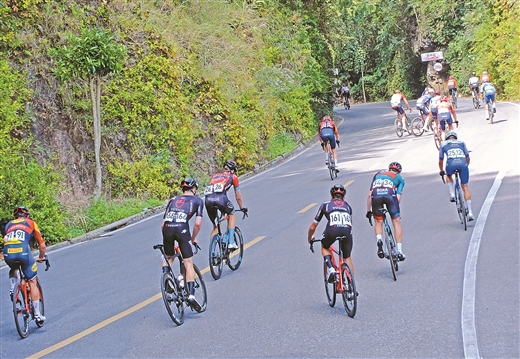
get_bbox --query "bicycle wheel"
[35,279,44,328]
[434,131,442,150]
[454,186,464,225]
[384,233,398,281]
[411,117,424,136]
[192,264,207,313]
[228,227,244,270]
[323,262,336,307]
[341,264,357,318]
[209,235,223,280]
[161,272,184,325]
[489,107,494,124]
[395,118,404,138]
[472,96,479,109]
[13,284,29,338]
[458,187,467,231]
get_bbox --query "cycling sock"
[324,255,333,268]
[466,200,473,213]
[188,281,195,296]
[448,182,455,196]
[325,154,329,161]
[33,300,41,316]
[227,227,235,244]
[376,234,382,242]
[397,243,403,253]
[9,277,17,291]
[334,159,338,167]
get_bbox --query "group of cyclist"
[160,159,247,311]
[468,71,497,120]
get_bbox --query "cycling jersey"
[481,83,496,104]
[312,199,353,258]
[205,171,240,225]
[440,140,470,185]
[468,76,479,89]
[3,218,44,280]
[369,170,405,220]
[447,79,458,89]
[416,94,433,114]
[480,74,491,83]
[430,95,441,118]
[162,195,204,258]
[390,93,404,107]
[437,102,455,130]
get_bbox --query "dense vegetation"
[0,0,518,244]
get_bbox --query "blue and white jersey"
[439,140,469,167]
[417,94,433,107]
[481,83,496,95]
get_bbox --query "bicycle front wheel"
[228,227,244,271]
[341,264,357,318]
[209,235,223,280]
[161,272,184,325]
[13,284,29,338]
[411,117,424,136]
[405,117,412,135]
[192,264,207,313]
[35,278,44,328]
[434,131,442,150]
[395,118,404,138]
[323,262,336,307]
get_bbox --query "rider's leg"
[28,277,44,319]
[8,268,19,293]
[227,212,237,245]
[446,174,455,200]
[183,257,196,285]
[461,183,473,213]
[332,148,338,168]
[391,217,403,256]
[344,256,354,275]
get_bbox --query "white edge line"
[462,169,506,359]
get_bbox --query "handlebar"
[309,239,321,253]
[238,208,248,220]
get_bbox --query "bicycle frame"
[441,171,468,230]
[368,209,398,281]
[325,140,337,180]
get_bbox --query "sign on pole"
[421,51,444,62]
[433,62,443,72]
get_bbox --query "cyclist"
[447,75,458,101]
[3,206,46,323]
[468,72,480,98]
[437,95,457,138]
[438,131,474,221]
[340,83,351,107]
[307,184,355,282]
[481,79,497,120]
[480,71,491,84]
[416,88,434,132]
[162,178,204,311]
[430,90,441,124]
[205,160,247,250]
[318,115,340,172]
[366,162,406,261]
[390,90,410,122]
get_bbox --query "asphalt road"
[1,99,518,359]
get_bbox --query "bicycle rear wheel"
[161,272,184,325]
[434,131,442,150]
[341,264,357,318]
[458,187,467,231]
[405,117,412,135]
[489,107,494,124]
[454,186,464,225]
[13,284,29,338]
[384,232,398,281]
[228,227,244,270]
[209,235,223,280]
[395,118,404,138]
[472,96,479,109]
[328,150,334,180]
[323,262,336,307]
[411,117,424,136]
[192,264,207,313]
[35,279,44,328]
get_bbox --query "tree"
[50,28,127,199]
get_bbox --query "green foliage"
[266,131,297,159]
[49,27,127,81]
[0,59,67,244]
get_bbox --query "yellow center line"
[344,179,355,187]
[297,203,318,213]
[26,235,267,359]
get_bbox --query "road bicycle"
[342,94,351,110]
[413,111,443,149]
[208,207,248,280]
[471,89,481,109]
[442,170,469,231]
[12,255,50,338]
[310,237,357,318]
[368,208,399,281]
[394,109,413,138]
[323,139,339,181]
[153,242,207,326]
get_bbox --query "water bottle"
[177,274,184,288]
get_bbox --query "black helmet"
[330,184,346,198]
[180,177,198,191]
[389,162,402,173]
[224,159,238,172]
[14,206,30,218]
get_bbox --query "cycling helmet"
[223,159,238,172]
[434,90,441,95]
[180,177,198,191]
[389,162,402,173]
[449,75,454,79]
[482,71,488,75]
[330,184,346,198]
[14,206,30,218]
[322,115,332,121]
[440,96,449,102]
[445,131,458,140]
[471,72,476,76]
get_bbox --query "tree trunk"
[90,74,102,199]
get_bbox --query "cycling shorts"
[448,87,457,93]
[162,223,193,259]
[322,227,353,259]
[484,92,496,104]
[438,112,453,131]
[446,163,469,185]
[205,194,235,225]
[470,84,479,91]
[371,194,400,220]
[416,104,429,115]
[391,104,405,115]
[320,128,336,149]
[3,244,38,280]
[431,108,438,119]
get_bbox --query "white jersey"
[390,93,402,106]
[430,95,441,110]
[468,76,479,86]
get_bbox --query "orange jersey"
[447,79,458,88]
[318,120,339,137]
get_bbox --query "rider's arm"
[191,216,202,244]
[333,125,339,140]
[234,188,244,209]
[308,221,318,243]
[366,190,372,213]
[32,222,46,261]
[403,96,410,110]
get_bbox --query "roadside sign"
[433,63,443,72]
[421,51,444,62]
